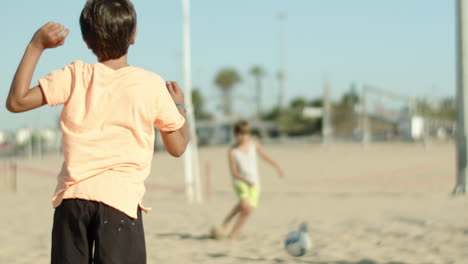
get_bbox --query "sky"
[0,0,456,131]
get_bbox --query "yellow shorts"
[233,181,260,208]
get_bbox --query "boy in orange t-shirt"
[6,0,188,263]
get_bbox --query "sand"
[0,142,467,264]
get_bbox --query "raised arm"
[228,149,254,186]
[256,141,285,177]
[159,81,189,157]
[6,22,69,113]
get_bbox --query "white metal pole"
[322,78,332,145]
[362,85,371,147]
[27,137,33,160]
[182,0,203,203]
[454,0,468,194]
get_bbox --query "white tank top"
[233,141,260,186]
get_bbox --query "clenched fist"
[30,22,70,50]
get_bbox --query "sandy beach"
[1,142,467,264]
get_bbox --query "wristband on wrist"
[176,103,187,112]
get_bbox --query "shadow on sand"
[156,232,212,240]
[252,258,407,264]
[206,254,408,264]
[157,233,409,264]
[286,260,408,264]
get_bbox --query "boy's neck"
[238,140,251,147]
[99,55,129,70]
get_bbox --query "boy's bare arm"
[6,22,69,113]
[228,149,254,186]
[256,142,285,177]
[160,81,189,157]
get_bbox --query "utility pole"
[277,13,287,111]
[256,75,262,119]
[454,0,468,194]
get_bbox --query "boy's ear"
[130,29,137,45]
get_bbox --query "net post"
[181,0,202,203]
[361,85,371,148]
[204,161,212,201]
[322,78,333,145]
[454,0,468,194]
[183,144,195,203]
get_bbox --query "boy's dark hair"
[233,120,251,135]
[80,0,137,61]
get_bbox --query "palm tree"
[250,66,265,118]
[214,68,242,117]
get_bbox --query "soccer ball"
[284,223,312,257]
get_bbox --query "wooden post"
[204,161,212,200]
[1,161,6,189]
[9,160,17,192]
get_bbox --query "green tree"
[262,106,281,121]
[438,97,456,121]
[191,89,204,119]
[290,97,307,110]
[309,98,324,108]
[214,68,242,116]
[263,97,313,132]
[191,89,212,120]
[333,89,358,126]
[416,97,456,121]
[249,65,265,117]
[277,71,285,110]
[341,83,360,107]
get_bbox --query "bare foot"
[227,233,238,240]
[210,226,227,240]
[221,223,229,234]
[228,233,247,240]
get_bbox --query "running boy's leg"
[222,202,241,231]
[228,198,253,239]
[93,203,146,264]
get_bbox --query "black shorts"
[51,199,146,264]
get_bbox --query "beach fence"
[0,159,214,200]
[1,160,18,192]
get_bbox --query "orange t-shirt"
[39,60,185,218]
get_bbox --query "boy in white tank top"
[212,120,284,239]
